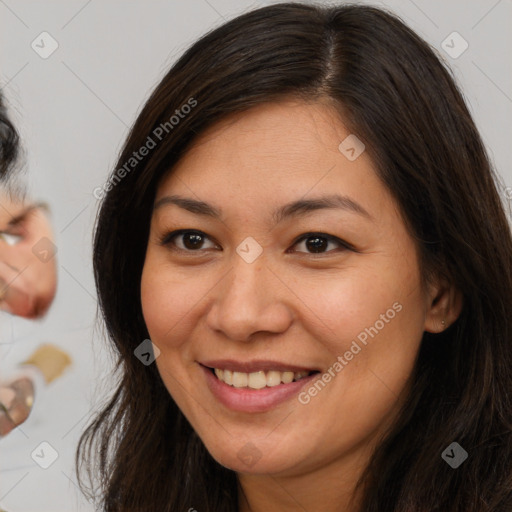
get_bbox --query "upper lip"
[200,359,320,373]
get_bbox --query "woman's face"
[141,99,439,478]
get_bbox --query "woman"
[78,3,512,511]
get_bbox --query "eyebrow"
[6,202,48,227]
[153,194,373,225]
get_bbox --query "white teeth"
[223,369,233,385]
[213,368,312,389]
[248,371,267,389]
[281,371,294,384]
[266,370,281,387]
[232,371,248,388]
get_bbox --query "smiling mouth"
[209,367,320,390]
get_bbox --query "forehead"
[195,99,343,152]
[156,98,380,204]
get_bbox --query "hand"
[0,377,34,436]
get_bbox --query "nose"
[205,255,293,342]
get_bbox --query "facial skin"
[140,98,462,512]
[0,192,57,318]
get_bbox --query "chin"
[203,439,302,475]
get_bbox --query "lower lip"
[200,365,318,413]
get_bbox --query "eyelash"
[159,229,355,256]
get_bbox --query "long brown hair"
[77,3,512,510]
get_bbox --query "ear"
[424,277,463,333]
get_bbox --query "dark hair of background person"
[76,3,512,511]
[0,93,20,182]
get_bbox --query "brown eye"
[160,230,219,252]
[291,233,351,254]
[182,232,205,250]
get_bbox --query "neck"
[236,447,369,512]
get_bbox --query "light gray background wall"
[0,1,510,510]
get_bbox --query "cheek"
[141,262,180,344]
[140,256,211,349]
[299,255,425,397]
[299,263,420,343]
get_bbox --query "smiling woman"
[77,3,512,512]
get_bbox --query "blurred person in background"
[0,93,70,437]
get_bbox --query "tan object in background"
[21,344,72,384]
